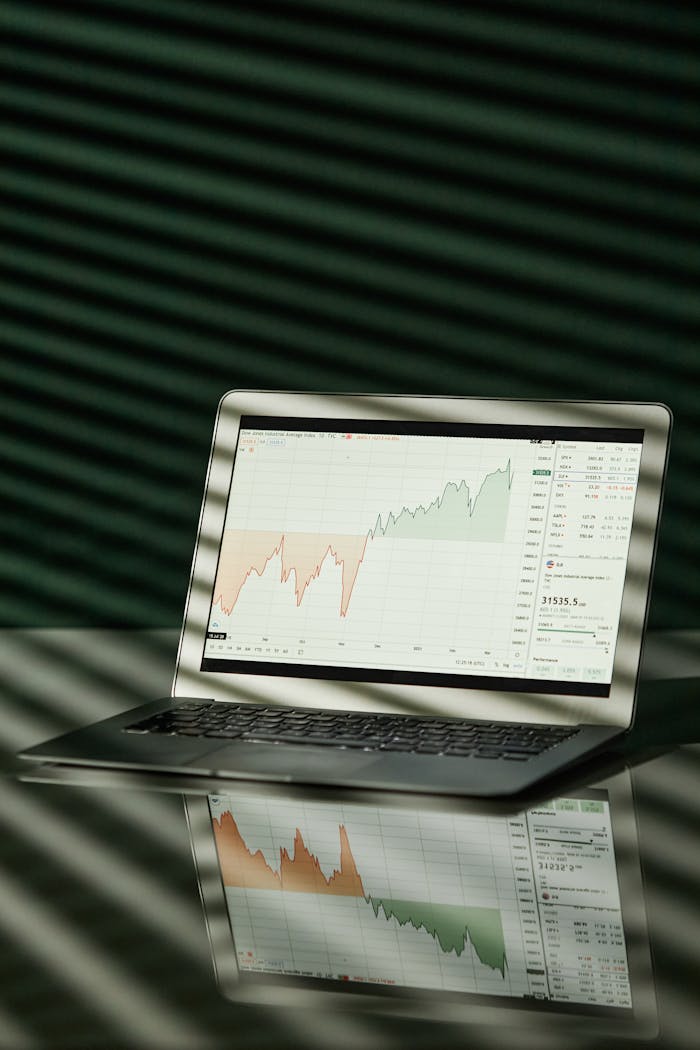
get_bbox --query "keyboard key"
[499,743,542,754]
[241,733,371,748]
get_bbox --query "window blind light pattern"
[1,0,698,627]
[1,629,699,1048]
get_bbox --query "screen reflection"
[207,787,633,1014]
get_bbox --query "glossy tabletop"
[1,629,699,1050]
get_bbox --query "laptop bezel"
[173,391,671,729]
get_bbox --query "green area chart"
[371,462,513,543]
[367,896,507,975]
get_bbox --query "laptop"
[18,392,672,796]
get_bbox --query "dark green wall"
[1,1,698,627]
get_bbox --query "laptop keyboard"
[123,701,579,762]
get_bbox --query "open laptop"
[19,392,672,796]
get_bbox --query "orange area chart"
[213,530,369,617]
[213,812,366,897]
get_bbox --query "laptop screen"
[201,417,643,700]
[207,787,634,1015]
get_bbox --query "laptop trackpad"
[191,741,379,782]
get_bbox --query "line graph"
[373,463,512,542]
[367,897,506,974]
[212,465,512,618]
[203,428,547,676]
[213,811,507,973]
[213,811,365,896]
[213,531,369,618]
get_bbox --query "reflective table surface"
[1,629,699,1049]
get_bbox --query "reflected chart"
[210,792,634,1008]
[213,812,507,978]
[210,798,523,995]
